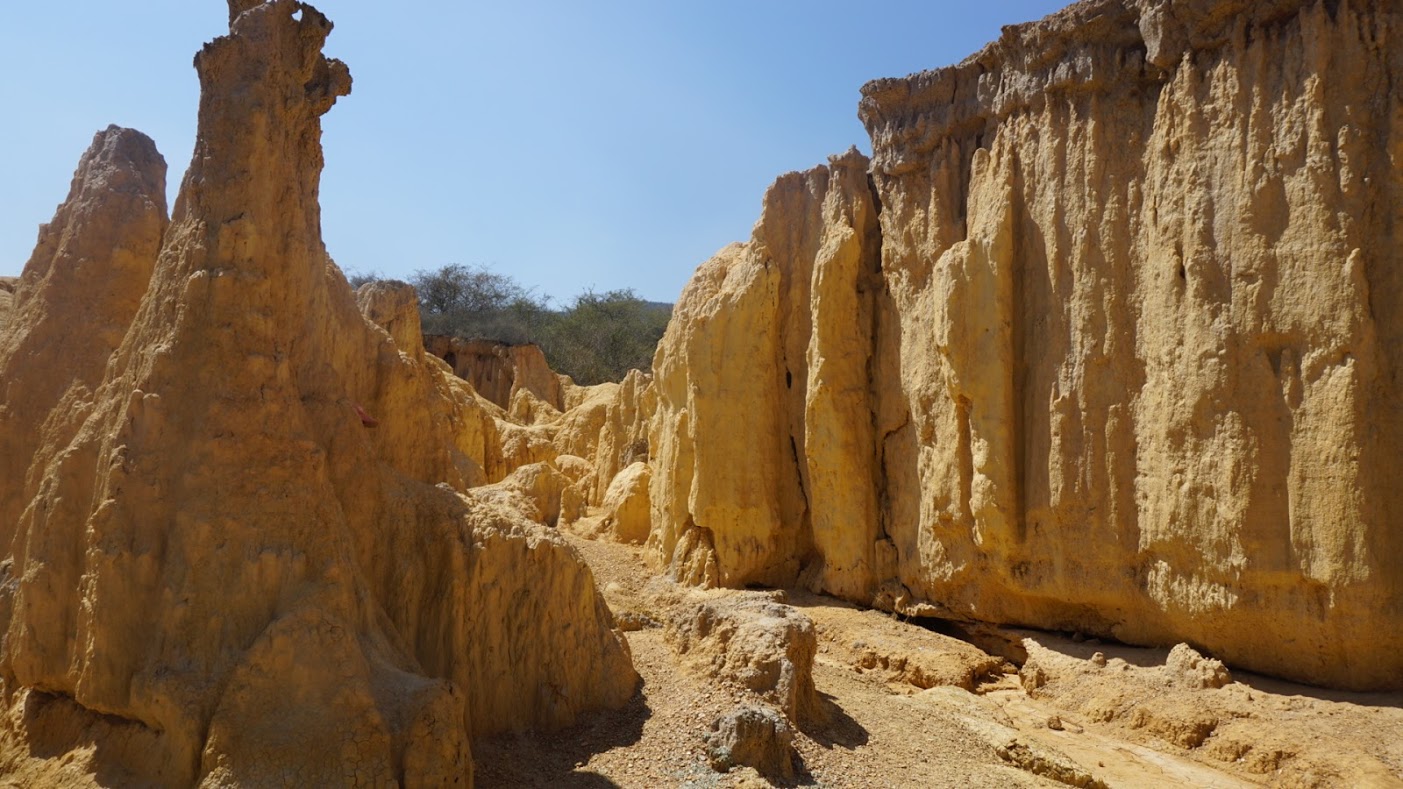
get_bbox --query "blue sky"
[1,1,1067,304]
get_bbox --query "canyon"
[0,0,1399,786]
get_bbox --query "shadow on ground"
[472,686,651,788]
[800,691,869,750]
[1027,628,1403,709]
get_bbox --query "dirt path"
[473,527,1402,788]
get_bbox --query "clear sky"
[1,1,1067,304]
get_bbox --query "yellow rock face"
[0,278,16,331]
[600,462,653,544]
[479,460,587,528]
[591,368,655,506]
[651,150,879,591]
[664,594,819,723]
[426,336,567,412]
[0,2,635,785]
[651,0,1403,690]
[552,380,619,462]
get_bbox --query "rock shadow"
[1016,628,1167,670]
[1228,671,1403,711]
[799,691,869,750]
[472,685,650,788]
[19,691,172,787]
[1030,631,1403,709]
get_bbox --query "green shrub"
[353,264,671,386]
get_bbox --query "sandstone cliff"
[0,3,635,786]
[651,0,1403,691]
[0,126,169,575]
[651,149,882,591]
[592,368,656,506]
[0,278,17,331]
[426,335,567,413]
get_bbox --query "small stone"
[614,610,660,632]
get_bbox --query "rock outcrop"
[426,335,567,412]
[477,461,586,528]
[591,368,656,505]
[0,278,16,331]
[703,705,797,780]
[665,594,819,722]
[1164,643,1233,690]
[551,379,618,462]
[599,461,652,544]
[652,149,882,592]
[0,3,635,786]
[650,0,1403,691]
[0,126,169,551]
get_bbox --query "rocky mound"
[0,3,635,785]
[647,0,1403,691]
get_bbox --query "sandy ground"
[475,523,1403,789]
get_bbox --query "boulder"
[1165,644,1232,690]
[599,462,652,544]
[665,595,817,722]
[483,461,586,527]
[703,705,796,780]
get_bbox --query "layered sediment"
[650,0,1403,690]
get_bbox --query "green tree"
[360,264,672,385]
[410,264,551,345]
[540,289,670,385]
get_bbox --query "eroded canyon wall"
[651,0,1403,690]
[0,278,17,331]
[0,3,635,786]
[652,149,882,590]
[425,335,567,413]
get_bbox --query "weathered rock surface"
[0,3,635,786]
[0,278,16,330]
[591,368,655,504]
[551,380,618,462]
[426,335,566,412]
[917,687,1110,789]
[599,461,652,544]
[478,460,585,528]
[841,624,1005,692]
[650,0,1403,691]
[703,705,796,780]
[1008,632,1403,785]
[665,594,818,722]
[651,148,881,592]
[1165,643,1232,690]
[356,278,424,353]
[0,126,169,555]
